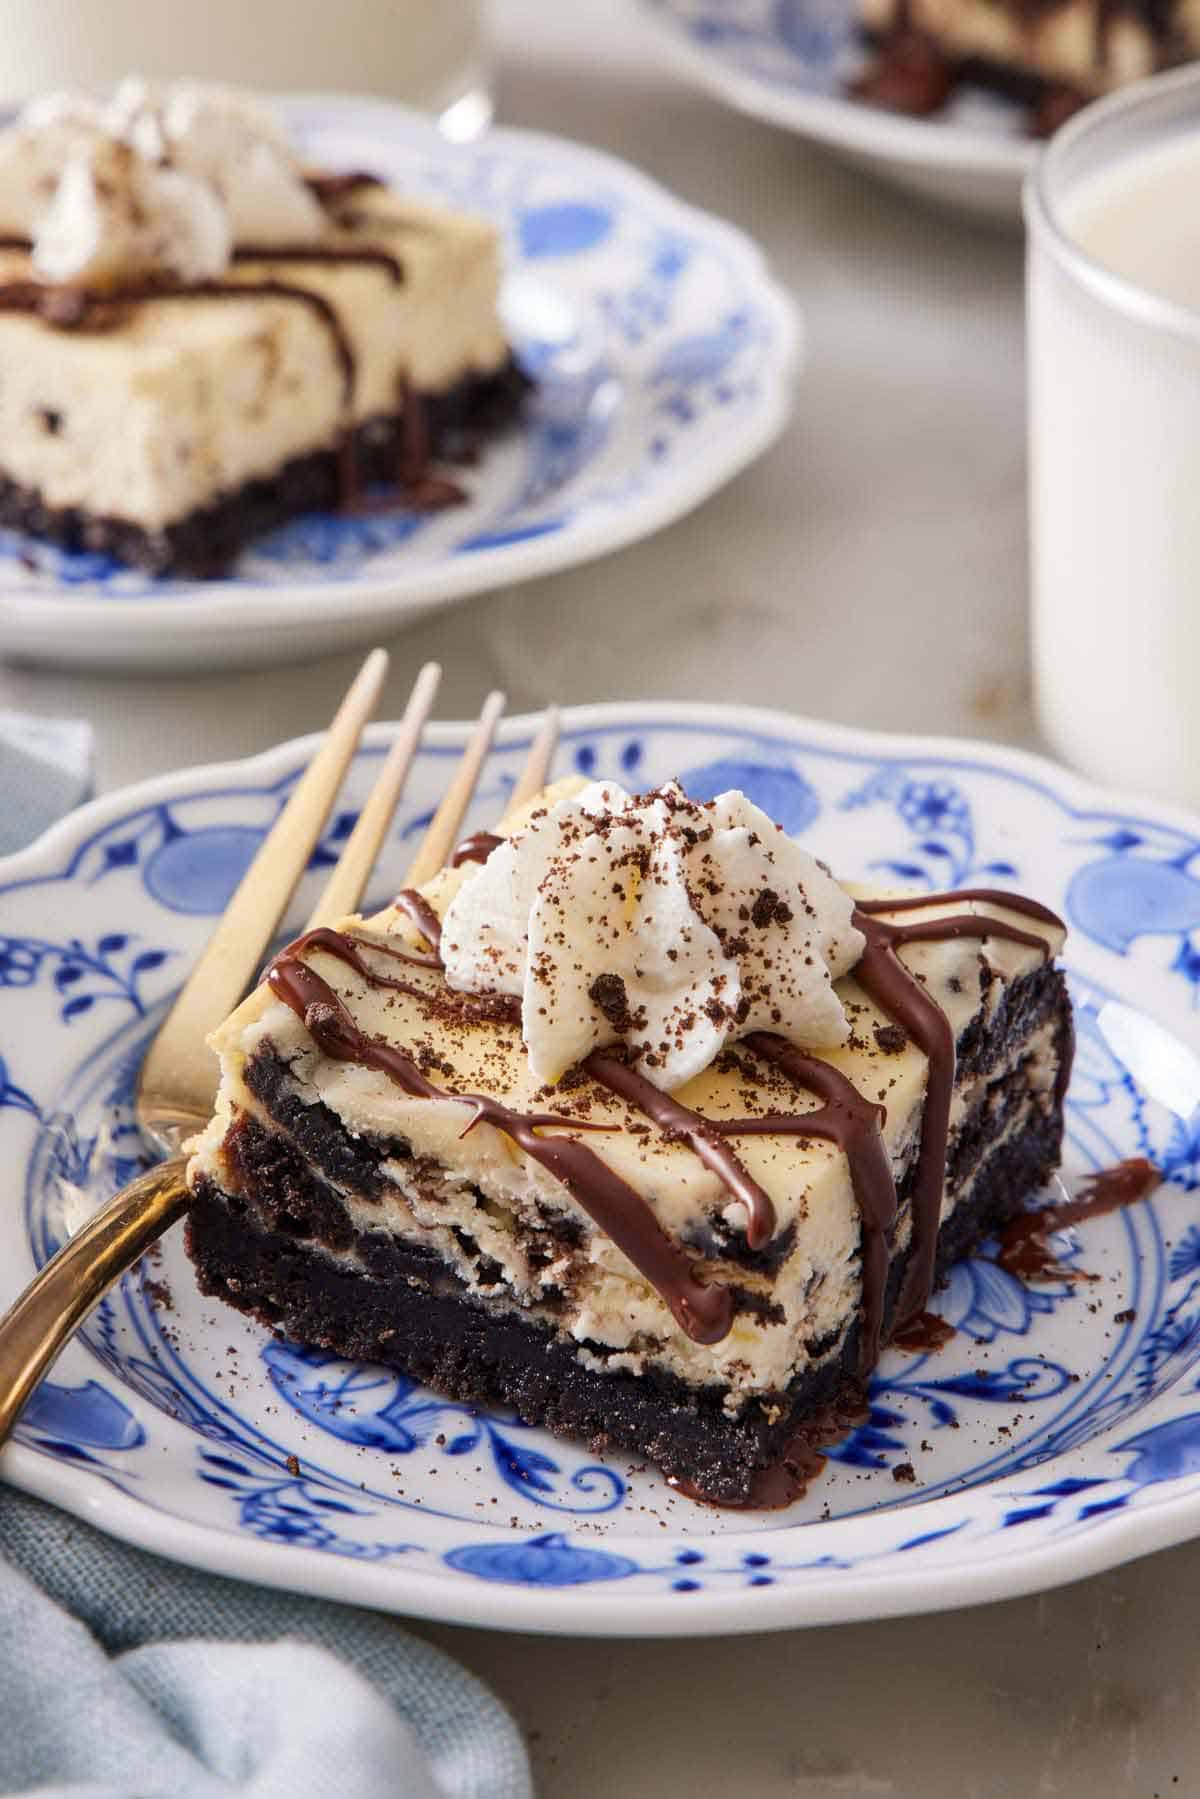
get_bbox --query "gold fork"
[0,657,559,1446]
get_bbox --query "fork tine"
[501,706,559,824]
[399,689,506,888]
[136,647,389,1141]
[302,662,441,931]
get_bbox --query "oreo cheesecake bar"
[854,0,1200,130]
[0,82,523,575]
[186,779,1072,1507]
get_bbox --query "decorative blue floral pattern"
[0,932,169,1021]
[6,710,1200,1622]
[840,766,1018,888]
[644,0,862,100]
[263,1343,624,1515]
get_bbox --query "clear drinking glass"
[1025,67,1200,811]
[0,0,490,138]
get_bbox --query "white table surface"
[4,5,1198,1793]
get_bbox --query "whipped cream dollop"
[440,781,865,1092]
[0,78,325,288]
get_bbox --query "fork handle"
[0,1158,190,1448]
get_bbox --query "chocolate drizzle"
[450,830,504,868]
[851,889,1059,1327]
[265,937,732,1344]
[233,243,405,284]
[584,1051,777,1250]
[392,888,443,951]
[0,274,357,404]
[733,1032,898,1370]
[334,378,467,515]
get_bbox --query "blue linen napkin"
[0,1486,531,1798]
[0,711,93,858]
[0,722,532,1799]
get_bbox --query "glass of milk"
[1026,66,1200,811]
[0,0,489,139]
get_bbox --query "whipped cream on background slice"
[440,781,865,1091]
[33,137,230,287]
[154,82,326,246]
[0,77,323,287]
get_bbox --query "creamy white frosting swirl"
[0,78,325,287]
[440,781,865,1091]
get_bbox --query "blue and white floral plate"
[640,0,1038,221]
[0,96,798,673]
[3,701,1200,1637]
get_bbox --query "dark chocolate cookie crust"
[188,1108,1062,1505]
[188,1098,1066,1506]
[0,356,528,577]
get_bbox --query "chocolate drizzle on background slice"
[333,376,466,516]
[304,170,385,209]
[852,889,1059,1327]
[265,937,733,1345]
[0,274,357,405]
[233,243,405,285]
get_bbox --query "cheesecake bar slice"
[0,83,524,575]
[185,780,1072,1506]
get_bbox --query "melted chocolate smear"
[585,1051,777,1251]
[393,381,466,508]
[287,926,439,984]
[266,938,732,1345]
[733,1033,897,1372]
[1031,84,1088,138]
[392,888,443,951]
[670,1393,870,1511]
[851,890,1060,1330]
[336,378,467,515]
[851,33,956,116]
[450,830,504,868]
[997,1157,1161,1283]
[892,1309,957,1354]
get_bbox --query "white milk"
[0,1,486,123]
[1026,72,1200,812]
